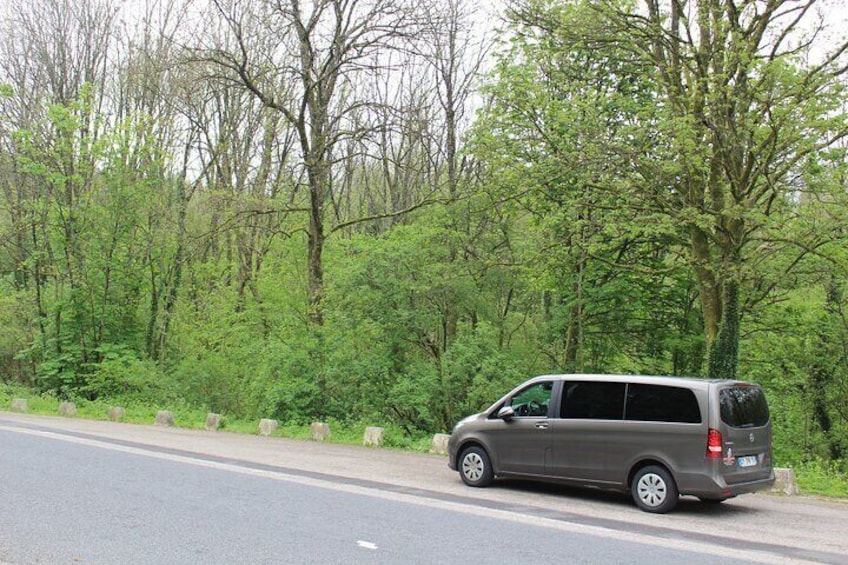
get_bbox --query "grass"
[794,460,848,498]
[0,383,434,453]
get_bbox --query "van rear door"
[715,383,773,485]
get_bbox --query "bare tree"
[417,0,491,198]
[112,0,207,361]
[331,51,442,233]
[196,0,421,325]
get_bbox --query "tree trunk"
[706,279,739,381]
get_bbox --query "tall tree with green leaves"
[496,0,848,378]
[593,0,848,378]
[472,0,702,373]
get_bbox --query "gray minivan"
[447,374,775,513]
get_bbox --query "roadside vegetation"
[0,383,434,452]
[1,0,847,496]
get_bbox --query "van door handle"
[535,421,549,430]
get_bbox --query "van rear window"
[720,385,769,428]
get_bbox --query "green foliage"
[319,221,538,432]
[742,285,848,467]
[0,278,34,381]
[470,0,703,376]
[5,90,170,399]
[795,459,848,498]
[34,349,84,396]
[84,344,161,400]
[261,341,325,424]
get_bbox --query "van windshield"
[720,385,769,428]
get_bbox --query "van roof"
[529,373,754,390]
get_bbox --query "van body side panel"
[548,420,628,484]
[616,422,708,482]
[495,418,551,476]
[548,422,708,487]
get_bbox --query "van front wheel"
[459,446,494,487]
[632,466,678,513]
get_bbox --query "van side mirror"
[497,406,515,420]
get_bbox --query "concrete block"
[772,467,800,496]
[108,406,125,421]
[154,410,174,427]
[58,402,77,417]
[259,418,278,436]
[10,398,27,413]
[430,433,451,455]
[363,426,384,447]
[205,413,222,431]
[311,422,331,441]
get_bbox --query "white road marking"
[356,540,378,550]
[0,424,816,565]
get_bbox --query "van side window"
[508,381,553,417]
[560,382,625,419]
[625,384,702,423]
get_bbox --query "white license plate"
[738,455,758,468]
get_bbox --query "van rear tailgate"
[717,384,773,484]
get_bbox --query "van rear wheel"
[459,446,494,487]
[632,465,678,513]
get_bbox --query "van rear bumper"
[678,469,776,499]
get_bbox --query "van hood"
[451,412,483,433]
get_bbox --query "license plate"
[738,455,758,468]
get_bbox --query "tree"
[500,0,848,378]
[0,0,120,382]
[472,0,703,373]
[597,0,848,378]
[417,0,490,198]
[198,0,422,325]
[112,0,201,363]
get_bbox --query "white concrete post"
[59,402,77,417]
[363,426,384,447]
[155,410,174,426]
[259,418,278,436]
[205,413,222,431]
[430,433,451,455]
[311,422,331,441]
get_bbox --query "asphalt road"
[1,413,847,564]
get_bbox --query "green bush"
[84,344,162,400]
[795,459,848,498]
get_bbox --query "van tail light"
[706,428,723,458]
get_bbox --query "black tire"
[458,446,494,487]
[631,465,679,513]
